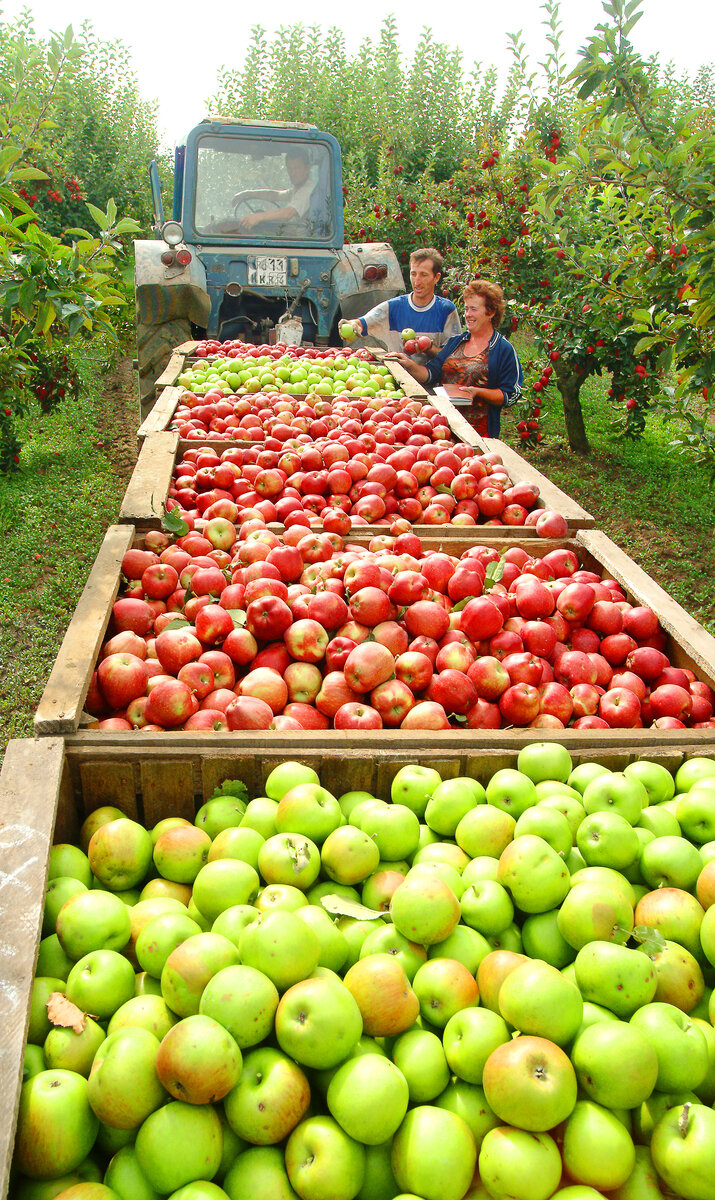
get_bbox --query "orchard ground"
[0,342,713,759]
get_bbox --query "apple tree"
[0,25,141,470]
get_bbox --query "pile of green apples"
[13,747,715,1200]
[177,355,403,401]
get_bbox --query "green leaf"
[17,279,36,317]
[162,616,191,631]
[209,779,249,803]
[632,309,652,324]
[86,203,109,231]
[162,508,189,535]
[319,895,384,920]
[230,609,247,628]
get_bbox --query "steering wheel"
[232,195,282,219]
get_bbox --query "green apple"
[88,818,154,891]
[79,805,126,851]
[391,1105,476,1200]
[22,1043,46,1082]
[675,757,715,792]
[66,950,136,1020]
[342,953,419,1037]
[638,804,680,837]
[435,1079,500,1152]
[161,932,239,1017]
[479,1127,561,1200]
[136,912,203,978]
[357,803,420,861]
[240,796,278,839]
[609,1143,663,1200]
[254,883,308,913]
[461,856,499,884]
[496,834,570,913]
[321,826,381,884]
[192,859,260,922]
[275,975,363,1069]
[28,977,66,1045]
[390,1027,449,1102]
[702,904,715,966]
[476,949,529,1013]
[107,993,177,1040]
[650,1102,715,1200]
[207,826,264,870]
[460,880,514,936]
[49,844,93,888]
[456,806,515,858]
[582,771,647,824]
[337,917,377,969]
[155,1014,241,1105]
[199,963,278,1048]
[630,1002,709,1092]
[498,958,583,1045]
[424,778,485,837]
[536,793,586,838]
[195,795,246,839]
[639,938,704,1011]
[275,784,342,844]
[57,889,131,959]
[692,1017,715,1103]
[327,1053,409,1144]
[482,1035,577,1131]
[640,835,702,890]
[224,1045,310,1144]
[104,1144,160,1200]
[361,868,406,913]
[561,1099,636,1191]
[624,759,676,805]
[517,742,573,784]
[443,1007,510,1084]
[514,805,573,855]
[487,924,522,953]
[574,940,657,1017]
[677,784,715,843]
[14,1070,99,1180]
[571,1019,659,1108]
[635,887,705,960]
[485,768,538,818]
[521,909,575,968]
[134,1101,223,1194]
[355,1141,400,1200]
[294,905,349,972]
[568,762,611,794]
[238,910,320,991]
[337,791,376,820]
[43,1016,106,1077]
[411,957,479,1027]
[390,765,442,819]
[285,1115,365,1200]
[36,933,75,980]
[257,832,321,891]
[265,760,320,800]
[223,1145,296,1200]
[576,811,640,869]
[88,1027,165,1129]
[569,865,636,906]
[359,924,426,982]
[390,873,460,945]
[411,843,469,876]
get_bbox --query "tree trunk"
[556,365,590,454]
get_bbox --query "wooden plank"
[119,432,178,529]
[78,761,139,821]
[485,439,595,527]
[175,340,199,355]
[577,529,715,688]
[383,356,430,400]
[137,386,182,440]
[432,388,488,451]
[0,739,65,1200]
[33,526,136,737]
[154,350,186,392]
[140,759,195,827]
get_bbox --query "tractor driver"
[235,147,316,232]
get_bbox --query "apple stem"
[678,1103,691,1138]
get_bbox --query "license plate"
[248,256,287,286]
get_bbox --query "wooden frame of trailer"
[32,524,715,745]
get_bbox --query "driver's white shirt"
[281,178,315,218]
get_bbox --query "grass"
[502,361,715,636]
[0,339,137,756]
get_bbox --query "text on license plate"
[248,256,287,286]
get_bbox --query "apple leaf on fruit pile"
[209,779,248,803]
[630,925,667,956]
[163,617,191,631]
[320,895,384,920]
[46,992,95,1034]
[485,557,506,588]
[229,610,247,628]
[162,509,189,536]
[450,597,474,612]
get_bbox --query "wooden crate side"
[154,351,187,391]
[33,526,136,737]
[432,388,488,451]
[137,386,182,440]
[577,530,715,688]
[119,432,178,528]
[484,438,595,527]
[383,357,430,399]
[0,739,65,1200]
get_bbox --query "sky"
[4,0,714,148]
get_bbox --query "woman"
[394,280,522,437]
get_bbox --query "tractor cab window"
[194,136,334,240]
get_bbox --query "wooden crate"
[3,730,714,1200]
[33,524,715,747]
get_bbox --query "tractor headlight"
[161,220,184,247]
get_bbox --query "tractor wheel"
[136,318,191,422]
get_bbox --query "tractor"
[135,117,404,417]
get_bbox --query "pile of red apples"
[87,524,714,733]
[166,439,566,533]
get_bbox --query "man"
[238,148,315,232]
[345,248,461,354]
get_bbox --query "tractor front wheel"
[137,318,191,422]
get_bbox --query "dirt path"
[98,353,140,486]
